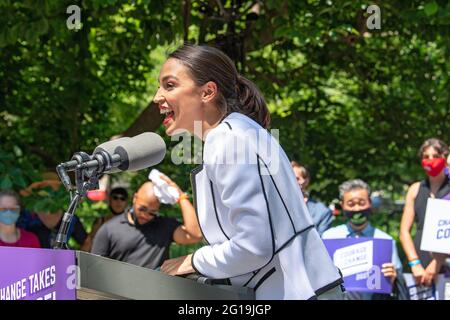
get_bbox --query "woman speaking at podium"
[155,44,343,300]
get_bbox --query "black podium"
[75,251,254,300]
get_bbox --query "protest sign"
[324,237,393,293]
[420,198,450,254]
[0,247,76,300]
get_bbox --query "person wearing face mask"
[0,190,40,248]
[400,138,450,287]
[322,179,403,300]
[91,178,202,269]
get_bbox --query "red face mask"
[421,158,446,177]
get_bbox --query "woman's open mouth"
[160,106,175,126]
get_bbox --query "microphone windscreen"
[114,132,166,172]
[93,136,131,173]
[94,136,130,155]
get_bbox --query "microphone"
[94,136,130,154]
[114,132,166,171]
[54,133,166,249]
[89,136,131,174]
[77,132,166,174]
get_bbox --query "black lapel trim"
[254,267,276,291]
[190,164,210,245]
[210,180,230,240]
[315,278,344,297]
[258,155,296,233]
[223,121,232,130]
[274,225,315,254]
[243,157,276,287]
[257,156,276,256]
[243,226,315,287]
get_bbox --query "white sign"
[333,240,373,277]
[420,198,450,254]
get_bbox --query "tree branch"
[182,0,191,41]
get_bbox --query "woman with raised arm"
[155,44,343,300]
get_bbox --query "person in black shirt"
[91,179,203,269]
[400,138,450,286]
[83,187,130,252]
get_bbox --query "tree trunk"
[122,101,163,137]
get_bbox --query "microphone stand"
[54,153,100,250]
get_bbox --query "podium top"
[76,251,254,300]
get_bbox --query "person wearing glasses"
[91,178,203,269]
[0,190,40,248]
[83,187,130,252]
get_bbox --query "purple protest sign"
[323,237,393,294]
[0,247,76,300]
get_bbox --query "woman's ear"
[201,81,218,103]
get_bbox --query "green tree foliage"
[0,0,182,169]
[0,1,448,258]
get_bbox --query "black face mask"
[343,208,371,226]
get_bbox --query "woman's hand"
[411,263,425,284]
[160,175,184,196]
[161,254,194,276]
[381,263,397,284]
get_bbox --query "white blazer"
[191,112,342,299]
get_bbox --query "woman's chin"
[164,121,191,136]
[164,123,176,136]
[163,118,175,135]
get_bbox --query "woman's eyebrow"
[158,75,179,83]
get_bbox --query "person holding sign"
[400,138,450,286]
[322,179,403,300]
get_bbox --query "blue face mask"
[0,210,20,225]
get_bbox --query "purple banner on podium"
[0,247,76,300]
[323,237,393,294]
